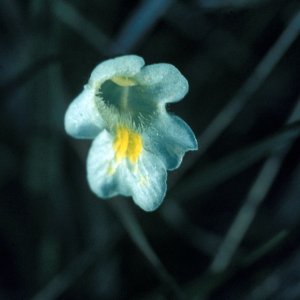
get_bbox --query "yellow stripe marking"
[113,126,143,164]
[111,76,136,87]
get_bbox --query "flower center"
[98,76,157,127]
[113,126,143,164]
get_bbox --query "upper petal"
[135,63,188,104]
[65,86,104,139]
[90,55,145,86]
[144,113,198,170]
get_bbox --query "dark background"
[1,0,300,299]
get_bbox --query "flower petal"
[87,130,131,198]
[87,130,167,211]
[90,55,145,85]
[125,150,167,212]
[135,63,188,104]
[144,113,198,170]
[64,86,104,139]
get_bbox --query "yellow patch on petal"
[107,164,117,175]
[111,76,136,87]
[113,127,129,161]
[113,126,142,164]
[127,131,143,163]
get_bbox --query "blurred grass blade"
[175,120,300,200]
[110,0,173,54]
[242,230,288,267]
[186,231,288,300]
[54,0,109,55]
[31,243,102,300]
[171,8,300,185]
[288,98,300,124]
[110,199,186,300]
[209,155,284,272]
[161,202,221,256]
[198,0,272,9]
[209,98,300,273]
[197,8,300,153]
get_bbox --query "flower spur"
[65,55,197,211]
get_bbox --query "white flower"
[65,55,197,211]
